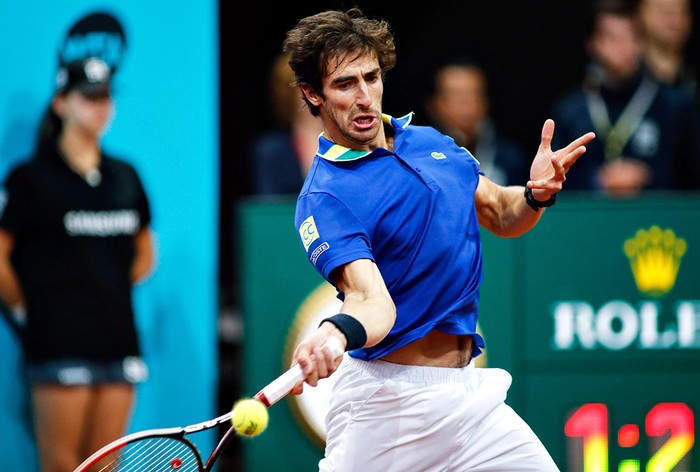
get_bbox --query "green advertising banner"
[239,194,700,472]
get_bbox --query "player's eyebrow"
[332,67,382,85]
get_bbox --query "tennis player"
[283,8,595,472]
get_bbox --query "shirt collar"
[317,112,414,162]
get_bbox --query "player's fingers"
[571,131,596,150]
[529,179,563,193]
[539,119,555,151]
[292,342,317,385]
[322,339,344,368]
[560,132,595,165]
[561,145,589,172]
[551,153,566,176]
[290,381,304,396]
[300,353,320,387]
[529,157,564,191]
[313,346,331,379]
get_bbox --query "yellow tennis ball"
[231,398,269,437]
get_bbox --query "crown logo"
[623,225,686,297]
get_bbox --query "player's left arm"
[0,229,24,308]
[131,227,155,283]
[475,119,595,237]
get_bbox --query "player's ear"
[302,85,322,106]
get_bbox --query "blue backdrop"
[0,1,219,469]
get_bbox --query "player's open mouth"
[354,115,376,129]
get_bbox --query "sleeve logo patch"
[300,215,320,252]
[310,242,329,265]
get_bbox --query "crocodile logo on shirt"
[431,151,447,160]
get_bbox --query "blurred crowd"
[249,0,699,199]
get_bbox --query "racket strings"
[85,436,202,472]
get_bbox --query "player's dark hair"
[35,106,63,158]
[282,7,397,117]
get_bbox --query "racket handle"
[254,337,344,407]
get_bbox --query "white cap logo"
[84,58,110,83]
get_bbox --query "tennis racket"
[74,337,344,472]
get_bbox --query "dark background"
[216,1,699,469]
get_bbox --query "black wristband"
[319,313,367,351]
[524,186,557,212]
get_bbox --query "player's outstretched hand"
[528,119,595,200]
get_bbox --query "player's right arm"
[290,258,395,393]
[333,258,396,347]
[0,229,24,308]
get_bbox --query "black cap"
[56,57,112,98]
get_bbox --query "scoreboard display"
[534,378,695,471]
[241,195,700,472]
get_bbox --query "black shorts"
[25,357,148,386]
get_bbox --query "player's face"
[309,51,384,151]
[56,90,114,139]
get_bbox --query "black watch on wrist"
[524,186,557,212]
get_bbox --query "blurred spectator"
[0,57,154,471]
[550,0,700,197]
[637,0,698,105]
[249,51,324,196]
[423,58,528,186]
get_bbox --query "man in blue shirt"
[283,8,595,471]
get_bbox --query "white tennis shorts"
[319,356,560,472]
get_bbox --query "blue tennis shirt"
[295,112,486,360]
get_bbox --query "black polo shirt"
[0,144,151,362]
